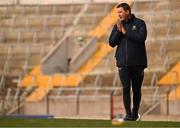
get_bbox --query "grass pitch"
[0,117,180,127]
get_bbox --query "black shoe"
[123,114,132,121]
[131,114,141,121]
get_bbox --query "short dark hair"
[117,3,131,13]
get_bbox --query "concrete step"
[0,45,50,54]
[170,0,180,10]
[0,63,37,76]
[148,1,180,10]
[147,23,180,37]
[0,39,62,45]
[139,10,180,23]
[76,14,105,26]
[147,29,179,39]
[0,31,64,44]
[0,53,41,61]
[134,1,157,13]
[85,3,114,14]
[147,53,165,70]
[0,5,83,17]
[167,51,180,63]
[81,69,164,88]
[143,69,164,86]
[0,68,26,76]
[146,42,180,53]
[146,36,180,44]
[83,72,116,87]
[133,0,179,12]
[0,4,115,17]
[0,15,105,30]
[0,57,40,68]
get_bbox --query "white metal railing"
[0,46,12,89]
[143,70,179,115]
[0,43,45,83]
[73,3,89,25]
[46,86,160,100]
[22,46,31,76]
[14,88,20,101]
[0,86,34,115]
[150,72,160,103]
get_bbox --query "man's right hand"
[116,18,123,32]
[116,18,126,34]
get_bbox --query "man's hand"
[121,26,126,34]
[116,18,122,32]
[116,18,126,34]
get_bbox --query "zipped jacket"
[109,14,147,68]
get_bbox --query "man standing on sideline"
[109,3,147,121]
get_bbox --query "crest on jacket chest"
[132,25,137,30]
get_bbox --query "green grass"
[0,117,180,127]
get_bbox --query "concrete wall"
[23,96,114,118]
[160,99,180,115]
[69,37,97,72]
[42,39,68,74]
[23,100,48,115]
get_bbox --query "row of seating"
[0,14,106,30]
[19,2,118,101]
[0,3,111,78]
[0,4,112,16]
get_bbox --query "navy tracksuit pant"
[118,66,144,116]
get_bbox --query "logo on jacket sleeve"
[132,25,137,30]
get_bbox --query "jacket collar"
[122,14,135,23]
[129,14,135,22]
